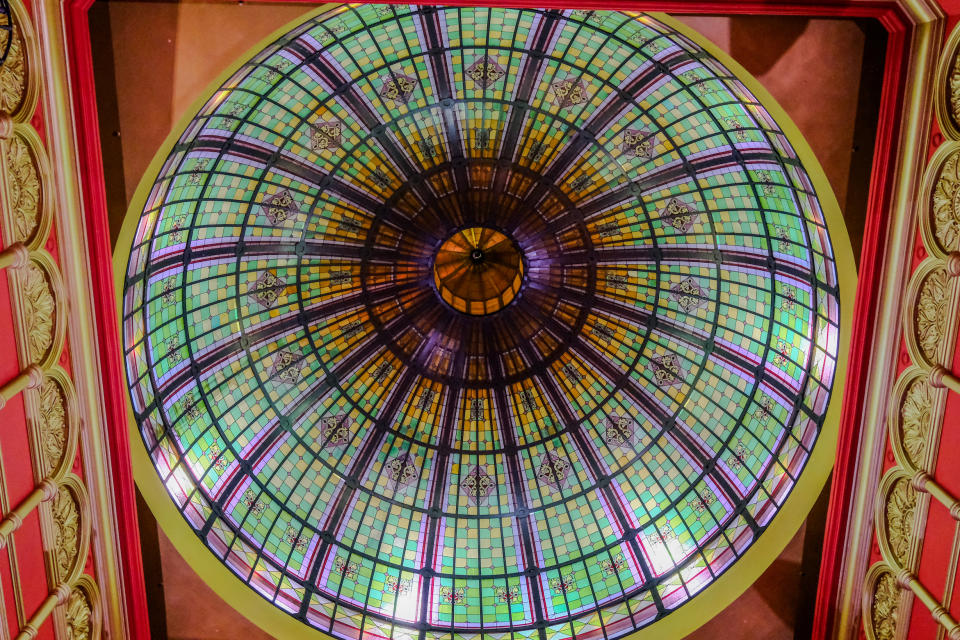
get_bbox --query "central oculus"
[433,226,524,315]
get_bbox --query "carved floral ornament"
[38,378,67,474]
[4,130,44,246]
[903,258,959,370]
[23,261,53,353]
[46,476,90,585]
[0,21,26,115]
[61,575,102,640]
[18,253,64,368]
[863,564,903,640]
[937,23,960,141]
[877,470,921,570]
[65,589,92,640]
[0,0,38,121]
[949,56,960,138]
[889,366,944,473]
[929,146,960,254]
[916,266,949,363]
[52,486,79,579]
[29,367,79,481]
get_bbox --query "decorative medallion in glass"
[120,6,843,640]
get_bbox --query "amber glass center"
[433,227,524,315]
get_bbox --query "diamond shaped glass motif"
[650,354,685,388]
[537,452,570,490]
[309,120,342,151]
[384,453,419,490]
[669,277,708,313]
[466,57,506,89]
[319,413,351,448]
[603,415,635,449]
[249,270,286,309]
[380,73,417,102]
[261,189,298,225]
[621,129,655,158]
[270,349,303,384]
[659,197,698,233]
[460,466,495,504]
[550,77,588,108]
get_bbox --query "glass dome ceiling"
[119,5,843,639]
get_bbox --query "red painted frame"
[58,2,915,639]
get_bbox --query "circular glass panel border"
[116,6,855,639]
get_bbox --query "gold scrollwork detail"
[0,0,39,121]
[904,259,960,369]
[889,366,946,471]
[44,475,91,586]
[60,574,102,640]
[1,126,51,249]
[863,563,906,640]
[877,470,921,569]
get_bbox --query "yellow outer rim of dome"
[114,7,856,640]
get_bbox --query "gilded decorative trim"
[0,442,26,628]
[939,524,960,640]
[857,24,960,638]
[0,0,40,123]
[833,5,943,637]
[27,0,128,632]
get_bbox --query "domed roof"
[119,6,845,639]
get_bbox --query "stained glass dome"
[118,6,846,639]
